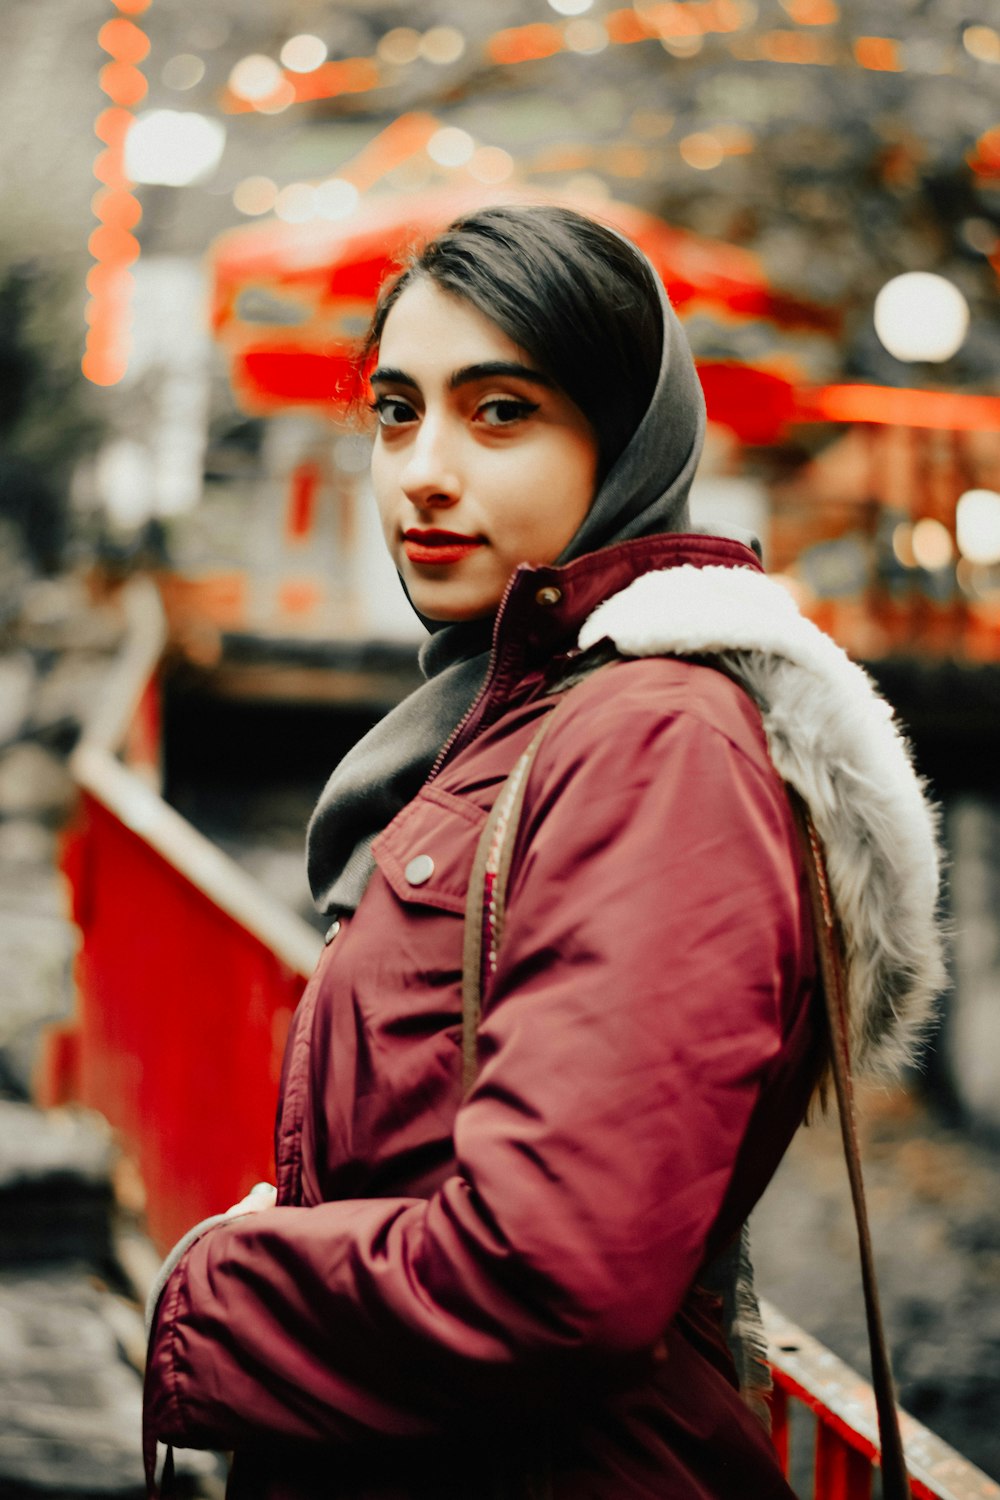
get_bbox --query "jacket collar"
[491,532,762,679]
[444,532,761,764]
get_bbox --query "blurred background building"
[1,0,1000,1495]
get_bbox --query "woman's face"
[369,278,599,622]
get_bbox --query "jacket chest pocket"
[372,781,488,917]
[309,786,489,1198]
[365,782,489,1041]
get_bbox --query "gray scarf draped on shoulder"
[307,269,707,917]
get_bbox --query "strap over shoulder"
[461,656,912,1499]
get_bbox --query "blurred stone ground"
[753,1080,1000,1481]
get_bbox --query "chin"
[415,596,496,624]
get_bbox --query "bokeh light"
[911,517,955,570]
[548,0,594,13]
[956,489,1000,564]
[100,61,148,107]
[314,178,360,220]
[377,28,421,66]
[229,54,283,101]
[468,146,515,184]
[873,273,970,362]
[233,175,278,216]
[427,126,475,167]
[125,110,226,186]
[254,79,296,114]
[98,17,150,64]
[274,183,316,223]
[892,523,917,567]
[565,19,609,52]
[963,25,1000,62]
[161,54,205,90]
[280,35,328,72]
[679,132,725,169]
[419,27,466,64]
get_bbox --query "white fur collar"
[579,565,946,1079]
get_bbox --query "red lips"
[403,529,485,566]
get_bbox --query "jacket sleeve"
[144,666,809,1453]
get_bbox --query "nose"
[399,413,461,513]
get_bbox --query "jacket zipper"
[425,569,521,784]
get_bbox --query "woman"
[144,205,944,1498]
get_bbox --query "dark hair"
[363,204,664,480]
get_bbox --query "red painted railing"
[48,578,1000,1499]
[764,1302,1000,1499]
[57,754,320,1250]
[43,578,322,1249]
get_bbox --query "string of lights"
[218,6,999,118]
[86,2,1000,384]
[85,0,150,387]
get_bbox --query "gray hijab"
[307,269,706,916]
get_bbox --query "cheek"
[545,439,597,545]
[370,451,395,541]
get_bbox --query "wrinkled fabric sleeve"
[144,670,806,1453]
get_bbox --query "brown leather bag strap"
[788,789,911,1500]
[462,682,912,1498]
[462,709,560,1096]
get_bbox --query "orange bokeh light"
[853,36,902,70]
[92,188,143,230]
[87,8,147,387]
[486,23,564,65]
[86,264,135,297]
[93,146,130,188]
[99,60,149,106]
[968,126,1000,178]
[781,0,838,22]
[98,17,151,64]
[288,57,380,102]
[95,107,133,147]
[759,29,827,62]
[82,349,129,386]
[88,225,141,265]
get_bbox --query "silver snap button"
[405,853,435,886]
[324,919,341,944]
[535,586,562,607]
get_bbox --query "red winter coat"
[144,534,821,1499]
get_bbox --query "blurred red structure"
[54,786,310,1250]
[209,177,838,428]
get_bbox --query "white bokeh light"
[274,183,316,223]
[873,272,970,363]
[548,0,594,13]
[280,34,328,72]
[125,110,226,186]
[314,178,360,220]
[427,127,475,167]
[956,489,1000,565]
[229,54,283,100]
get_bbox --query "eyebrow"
[370,360,555,391]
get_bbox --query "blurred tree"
[0,258,103,573]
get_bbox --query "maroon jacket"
[144,535,820,1498]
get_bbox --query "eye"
[476,397,539,428]
[370,395,417,428]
